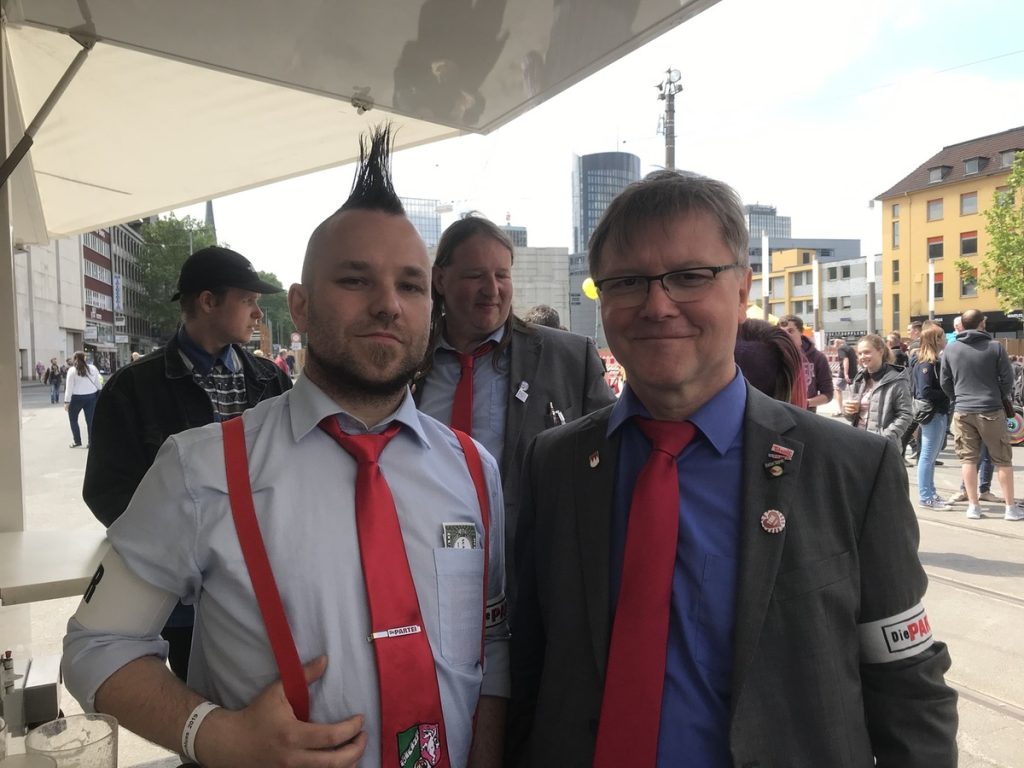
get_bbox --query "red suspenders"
[220,416,491,721]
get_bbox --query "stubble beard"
[305,334,424,408]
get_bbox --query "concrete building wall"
[512,247,570,327]
[14,237,85,379]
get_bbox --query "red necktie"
[449,342,496,434]
[318,418,450,768]
[593,417,696,768]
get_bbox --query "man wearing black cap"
[83,245,292,678]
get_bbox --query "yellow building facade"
[877,126,1024,336]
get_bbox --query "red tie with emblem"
[449,342,496,434]
[593,417,696,768]
[318,417,450,768]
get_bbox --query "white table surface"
[0,530,108,606]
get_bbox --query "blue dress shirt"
[176,325,240,374]
[607,371,746,767]
[417,327,509,467]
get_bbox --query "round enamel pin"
[761,509,786,534]
[769,465,783,477]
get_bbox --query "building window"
[827,266,837,281]
[1002,150,1019,168]
[892,260,900,283]
[961,231,978,256]
[841,296,852,310]
[791,270,812,290]
[928,166,950,183]
[841,265,851,279]
[927,199,943,221]
[817,248,834,259]
[934,272,944,300]
[960,192,978,215]
[961,269,978,298]
[892,203,900,218]
[828,297,838,310]
[927,236,944,260]
[892,294,900,332]
[801,251,812,265]
[964,158,981,175]
[892,220,900,248]
[791,299,813,315]
[995,185,1015,206]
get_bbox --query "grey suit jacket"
[508,385,958,768]
[417,318,615,606]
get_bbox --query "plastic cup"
[1,755,59,767]
[24,714,117,768]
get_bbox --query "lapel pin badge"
[516,380,529,402]
[588,451,600,468]
[769,443,794,461]
[760,509,786,534]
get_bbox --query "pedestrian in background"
[274,347,291,376]
[43,357,63,404]
[64,350,102,447]
[913,326,951,510]
[844,334,913,448]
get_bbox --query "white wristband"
[181,700,221,764]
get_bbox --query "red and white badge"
[760,509,786,534]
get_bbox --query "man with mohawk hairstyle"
[62,124,509,768]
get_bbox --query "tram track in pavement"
[918,514,1024,542]
[947,677,1024,725]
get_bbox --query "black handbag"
[912,398,936,425]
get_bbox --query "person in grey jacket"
[845,334,913,447]
[940,309,1020,521]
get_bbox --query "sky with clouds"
[177,0,1024,286]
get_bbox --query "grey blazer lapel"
[731,388,802,712]
[573,411,618,678]
[502,322,542,480]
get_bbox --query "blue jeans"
[68,391,98,446]
[49,379,62,403]
[958,444,993,493]
[918,412,948,502]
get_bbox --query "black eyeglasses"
[594,264,742,308]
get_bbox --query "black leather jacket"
[83,334,292,527]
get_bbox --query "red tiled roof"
[876,125,1024,199]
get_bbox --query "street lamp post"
[656,68,683,170]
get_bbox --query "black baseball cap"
[169,246,284,301]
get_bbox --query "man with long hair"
[415,215,614,611]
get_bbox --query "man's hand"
[196,656,368,768]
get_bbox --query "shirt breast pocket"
[433,548,484,667]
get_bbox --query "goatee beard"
[305,341,415,404]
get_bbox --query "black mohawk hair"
[338,122,405,215]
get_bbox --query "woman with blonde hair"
[912,326,951,509]
[844,334,912,447]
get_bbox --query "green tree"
[137,215,216,340]
[256,271,296,348]
[956,151,1024,311]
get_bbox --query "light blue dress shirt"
[63,375,509,768]
[417,327,509,467]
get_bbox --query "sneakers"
[978,491,1002,503]
[920,498,952,511]
[966,505,983,520]
[948,491,969,504]
[1005,506,1024,522]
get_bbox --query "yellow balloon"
[582,277,599,301]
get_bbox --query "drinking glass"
[24,714,117,768]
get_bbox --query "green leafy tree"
[956,151,1024,311]
[137,215,216,340]
[256,271,296,348]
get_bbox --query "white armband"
[74,548,179,636]
[182,700,221,763]
[858,602,934,663]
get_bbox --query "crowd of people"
[54,127,976,767]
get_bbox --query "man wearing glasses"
[507,171,957,768]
